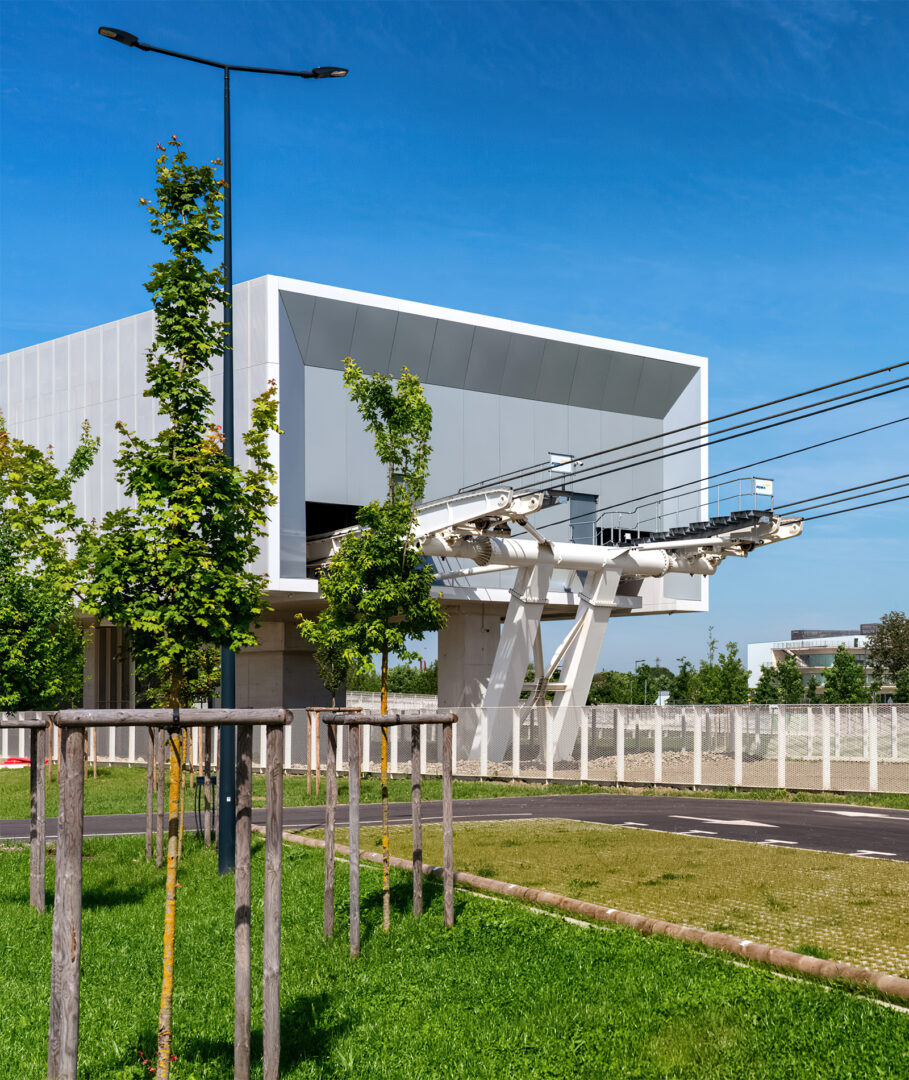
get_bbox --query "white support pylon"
[548,570,621,761]
[471,550,554,760]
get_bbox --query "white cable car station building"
[1,275,799,755]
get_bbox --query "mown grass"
[2,835,907,1080]
[324,818,909,978]
[2,763,907,821]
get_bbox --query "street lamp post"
[99,27,347,873]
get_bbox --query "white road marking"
[814,809,906,820]
[852,849,897,857]
[671,815,776,828]
[759,839,798,845]
[622,821,650,827]
[685,829,717,835]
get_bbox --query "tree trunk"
[156,720,182,1080]
[381,648,390,931]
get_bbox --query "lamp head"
[98,26,142,47]
[309,66,348,79]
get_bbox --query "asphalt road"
[3,793,908,860]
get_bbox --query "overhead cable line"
[801,492,909,521]
[522,413,909,533]
[780,480,909,517]
[461,358,909,494]
[511,380,909,503]
[774,473,909,512]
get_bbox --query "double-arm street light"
[99,27,347,874]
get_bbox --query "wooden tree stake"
[263,724,283,1080]
[234,725,252,1080]
[348,725,361,958]
[28,724,46,912]
[146,728,154,861]
[156,728,165,868]
[324,723,337,937]
[411,724,422,918]
[442,721,454,929]
[203,727,212,848]
[47,726,85,1080]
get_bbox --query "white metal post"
[653,707,663,785]
[733,707,743,787]
[284,721,292,770]
[1,725,7,759]
[544,709,554,780]
[891,706,898,761]
[615,708,625,784]
[775,707,786,789]
[867,706,878,791]
[337,723,344,773]
[512,709,521,779]
[693,708,703,786]
[128,725,136,764]
[451,716,458,777]
[362,725,371,773]
[108,726,115,764]
[389,723,398,774]
[821,707,831,790]
[420,723,427,775]
[480,710,488,778]
[580,708,589,782]
[834,706,841,759]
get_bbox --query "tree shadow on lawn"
[166,992,352,1078]
[358,876,467,945]
[80,881,159,909]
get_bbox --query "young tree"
[777,656,804,704]
[804,675,822,704]
[587,670,630,705]
[893,668,909,704]
[751,663,781,705]
[300,359,446,931]
[670,658,699,705]
[0,416,96,712]
[866,612,909,686]
[822,645,871,704]
[82,138,279,1080]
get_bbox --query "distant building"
[747,626,894,700]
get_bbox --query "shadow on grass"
[358,875,467,945]
[81,881,159,909]
[168,992,350,1077]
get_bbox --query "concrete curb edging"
[259,825,909,1001]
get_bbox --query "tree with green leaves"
[776,656,804,704]
[587,670,630,705]
[866,612,909,688]
[822,644,871,704]
[0,417,97,712]
[82,138,279,1080]
[669,658,699,705]
[804,675,822,704]
[300,358,446,932]
[751,663,781,705]
[893,668,909,704]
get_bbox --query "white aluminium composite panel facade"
[0,274,709,617]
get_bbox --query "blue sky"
[2,1,907,670]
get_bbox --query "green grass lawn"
[332,818,909,977]
[2,763,907,820]
[2,836,908,1079]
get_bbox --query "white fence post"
[108,727,115,764]
[480,710,488,779]
[580,708,589,782]
[451,716,458,777]
[389,723,398,774]
[834,706,841,759]
[362,724,371,773]
[776,707,786,789]
[1,725,7,759]
[867,706,878,791]
[693,708,703,786]
[891,706,898,761]
[337,723,344,773]
[733,708,743,787]
[512,709,521,780]
[615,708,624,784]
[128,725,136,765]
[420,723,427,775]
[653,707,663,785]
[821,708,831,790]
[544,709,554,780]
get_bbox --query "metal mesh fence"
[8,704,906,794]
